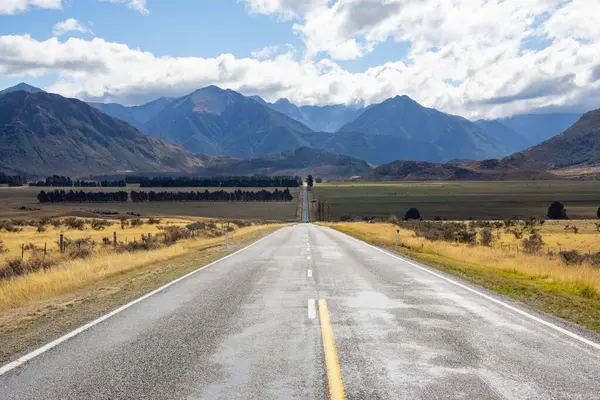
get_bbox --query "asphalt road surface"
[2,224,600,399]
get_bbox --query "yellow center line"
[318,299,347,400]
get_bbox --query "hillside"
[304,131,444,165]
[504,109,600,170]
[203,147,372,178]
[339,95,525,161]
[498,113,581,145]
[144,86,313,158]
[367,158,555,181]
[0,91,212,177]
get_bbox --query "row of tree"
[30,176,126,187]
[134,176,302,188]
[0,173,24,187]
[37,189,294,203]
[130,189,294,202]
[38,190,129,203]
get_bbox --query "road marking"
[307,269,313,278]
[318,299,346,400]
[307,255,311,261]
[308,299,316,319]
[0,229,283,376]
[336,228,600,351]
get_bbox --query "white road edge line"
[332,227,600,351]
[308,299,316,319]
[307,255,311,261]
[0,228,283,376]
[307,269,313,278]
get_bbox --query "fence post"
[113,231,117,247]
[60,234,64,254]
[395,229,400,248]
[224,227,229,249]
[21,243,24,260]
[44,243,47,257]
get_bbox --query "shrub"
[63,217,85,230]
[50,219,62,228]
[597,207,600,219]
[130,218,144,227]
[0,220,23,233]
[120,216,128,230]
[547,202,568,220]
[511,229,524,239]
[564,224,579,234]
[89,219,111,230]
[0,240,8,254]
[522,231,544,254]
[559,250,587,265]
[127,212,141,217]
[389,215,399,224]
[148,217,161,225]
[161,226,192,246]
[315,178,323,184]
[456,230,477,244]
[0,255,56,279]
[102,237,112,246]
[231,219,252,228]
[404,208,421,221]
[187,222,217,231]
[36,224,46,233]
[480,229,493,246]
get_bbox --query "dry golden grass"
[323,221,600,297]
[0,223,275,311]
[0,217,194,264]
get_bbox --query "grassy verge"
[0,224,282,363]
[323,222,600,334]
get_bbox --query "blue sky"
[0,0,598,119]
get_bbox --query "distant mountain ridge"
[339,95,529,163]
[504,108,600,170]
[143,86,313,158]
[264,98,364,133]
[497,113,581,145]
[0,91,214,177]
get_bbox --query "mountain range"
[87,86,552,164]
[0,91,213,176]
[1,81,598,180]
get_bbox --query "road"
[2,224,600,399]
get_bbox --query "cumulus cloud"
[98,0,149,15]
[0,0,62,14]
[1,32,599,119]
[52,18,93,37]
[2,1,600,119]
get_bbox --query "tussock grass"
[0,224,271,311]
[328,222,600,297]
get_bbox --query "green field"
[0,186,300,221]
[315,181,600,220]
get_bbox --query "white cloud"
[98,0,149,15]
[52,18,93,37]
[1,32,599,119]
[0,0,62,15]
[1,1,600,119]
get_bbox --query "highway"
[2,223,600,399]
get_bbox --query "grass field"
[315,181,600,220]
[323,220,600,334]
[0,216,283,362]
[0,186,300,221]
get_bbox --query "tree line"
[130,189,293,202]
[0,173,24,187]
[38,190,128,203]
[37,189,293,203]
[30,175,126,187]
[133,176,301,188]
